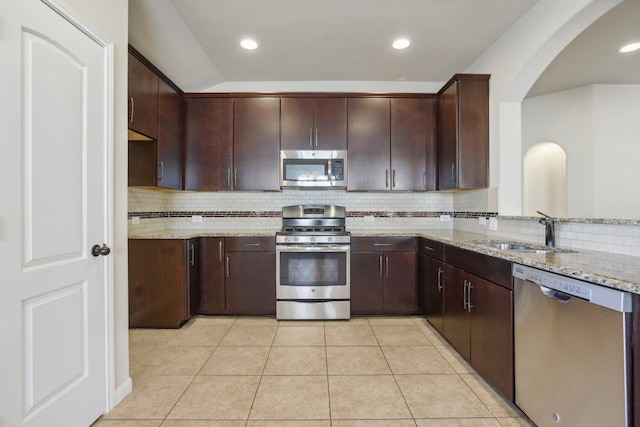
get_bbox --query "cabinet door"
[442,265,470,359]
[225,251,276,315]
[314,97,347,150]
[470,275,514,400]
[457,78,489,189]
[128,52,158,139]
[156,79,182,189]
[383,251,418,314]
[128,240,189,328]
[350,252,384,314]
[187,239,199,317]
[420,254,444,334]
[233,97,280,191]
[199,238,226,314]
[184,97,233,190]
[347,98,390,191]
[281,97,314,150]
[390,98,436,191]
[438,81,458,190]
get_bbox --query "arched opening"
[523,142,567,217]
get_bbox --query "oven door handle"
[276,245,350,253]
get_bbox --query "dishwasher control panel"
[513,264,632,312]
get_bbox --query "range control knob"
[311,237,316,243]
[327,237,334,242]
[285,237,291,242]
[294,237,300,242]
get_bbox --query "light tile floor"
[94,316,535,427]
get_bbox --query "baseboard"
[114,377,132,406]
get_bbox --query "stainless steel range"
[276,205,350,320]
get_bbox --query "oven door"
[276,244,350,300]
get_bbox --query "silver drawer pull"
[423,245,435,251]
[373,243,392,246]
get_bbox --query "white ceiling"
[129,0,640,95]
[527,0,640,97]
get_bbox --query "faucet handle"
[536,210,553,219]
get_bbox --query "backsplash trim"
[127,211,499,220]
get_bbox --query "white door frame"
[40,0,116,412]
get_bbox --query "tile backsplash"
[128,187,640,256]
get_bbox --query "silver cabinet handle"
[315,128,318,148]
[309,128,313,148]
[423,245,435,251]
[129,97,134,123]
[374,243,392,246]
[219,240,223,262]
[385,256,389,278]
[385,169,389,188]
[423,171,426,189]
[437,267,443,292]
[451,163,456,186]
[379,256,383,277]
[392,169,396,188]
[158,161,164,181]
[234,168,237,188]
[227,169,231,188]
[225,256,230,278]
[189,243,195,266]
[243,243,261,246]
[467,281,474,312]
[463,280,468,310]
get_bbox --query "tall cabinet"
[437,74,490,190]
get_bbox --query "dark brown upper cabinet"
[437,74,490,190]
[233,97,281,191]
[348,97,436,191]
[127,51,158,140]
[347,97,391,191]
[156,79,183,189]
[183,97,233,191]
[281,97,347,150]
[391,98,436,191]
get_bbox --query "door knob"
[91,244,111,257]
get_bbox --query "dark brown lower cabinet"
[443,263,514,400]
[350,237,418,315]
[128,239,198,328]
[419,238,446,334]
[199,237,225,313]
[199,236,275,315]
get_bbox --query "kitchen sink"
[471,240,578,254]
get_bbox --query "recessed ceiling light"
[392,38,410,50]
[240,39,258,50]
[619,42,640,53]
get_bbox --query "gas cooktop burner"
[277,204,349,244]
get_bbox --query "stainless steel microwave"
[280,150,347,189]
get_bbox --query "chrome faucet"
[537,211,555,247]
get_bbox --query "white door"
[0,0,111,426]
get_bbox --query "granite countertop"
[129,228,640,295]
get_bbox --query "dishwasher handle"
[539,285,572,303]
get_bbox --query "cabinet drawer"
[351,236,417,252]
[225,236,275,252]
[419,238,444,260]
[445,245,512,289]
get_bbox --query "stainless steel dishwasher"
[513,264,632,427]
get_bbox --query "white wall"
[522,86,594,217]
[63,0,130,404]
[522,84,640,219]
[592,85,640,219]
[463,0,622,215]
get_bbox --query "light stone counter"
[129,228,640,295]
